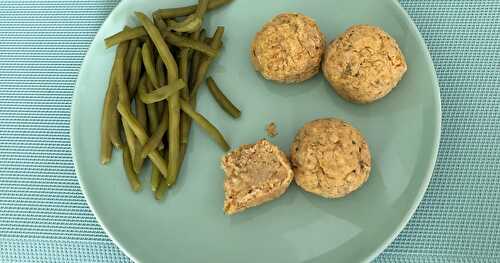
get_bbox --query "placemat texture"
[0,0,498,262]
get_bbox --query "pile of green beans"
[99,0,241,200]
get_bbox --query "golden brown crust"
[251,13,326,83]
[221,139,294,215]
[322,25,407,103]
[266,122,278,137]
[291,118,371,198]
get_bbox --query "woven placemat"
[0,0,499,262]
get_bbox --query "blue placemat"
[0,0,499,262]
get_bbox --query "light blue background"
[0,0,498,262]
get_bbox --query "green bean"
[179,86,191,147]
[100,113,113,163]
[156,135,172,198]
[179,143,188,170]
[115,34,130,99]
[122,144,141,192]
[100,88,114,163]
[165,0,208,33]
[115,39,139,159]
[155,56,166,87]
[151,165,161,192]
[154,0,233,19]
[180,31,205,145]
[139,79,186,104]
[167,15,202,33]
[167,96,181,185]
[134,90,148,172]
[180,50,197,151]
[210,26,224,46]
[121,32,140,94]
[141,106,169,158]
[189,30,206,89]
[179,98,230,151]
[116,32,138,165]
[153,14,169,34]
[163,30,218,57]
[144,77,160,133]
[205,37,224,49]
[100,52,121,163]
[179,48,192,99]
[180,115,191,146]
[156,98,165,121]
[107,50,125,149]
[154,53,170,133]
[123,122,139,161]
[178,113,191,173]
[163,138,170,159]
[179,38,194,145]
[104,27,147,48]
[135,90,148,133]
[105,26,145,48]
[155,55,167,116]
[207,76,241,118]
[142,42,160,89]
[117,102,169,177]
[179,49,191,92]
[155,177,169,200]
[127,47,142,97]
[105,26,218,57]
[148,79,166,151]
[168,4,202,33]
[123,119,139,165]
[196,0,209,17]
[135,12,181,186]
[135,12,178,81]
[164,72,181,185]
[124,38,140,78]
[145,37,156,59]
[117,41,168,178]
[155,55,167,117]
[131,150,145,175]
[104,6,233,198]
[146,79,162,113]
[191,26,224,103]
[132,150,145,174]
[133,76,167,173]
[106,28,144,47]
[116,44,139,160]
[109,106,122,148]
[137,74,148,94]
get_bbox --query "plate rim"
[70,0,442,262]
[366,0,442,260]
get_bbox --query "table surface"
[0,0,499,262]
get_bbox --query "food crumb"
[266,122,278,137]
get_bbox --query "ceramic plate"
[71,0,441,262]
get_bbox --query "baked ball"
[322,25,407,103]
[221,139,294,215]
[291,118,371,198]
[251,13,326,83]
